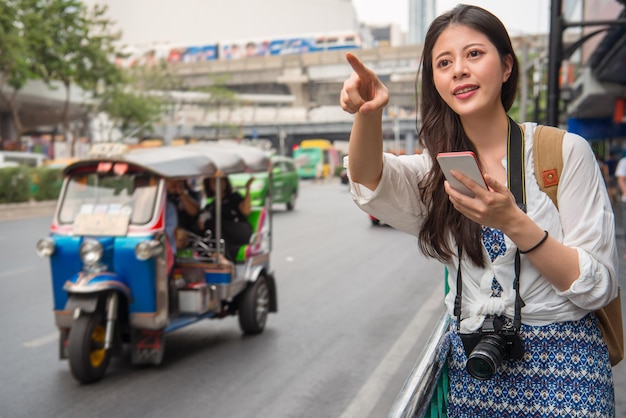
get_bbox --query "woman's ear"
[502,53,514,83]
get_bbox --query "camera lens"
[466,334,506,380]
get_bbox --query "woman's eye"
[437,59,450,68]
[468,50,482,58]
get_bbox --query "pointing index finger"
[346,52,373,80]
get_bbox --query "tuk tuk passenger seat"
[235,207,267,263]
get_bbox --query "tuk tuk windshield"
[58,172,159,225]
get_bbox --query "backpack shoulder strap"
[533,125,566,208]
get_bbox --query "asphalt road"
[2,180,624,417]
[0,181,443,418]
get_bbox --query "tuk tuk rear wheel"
[238,275,270,335]
[68,313,111,384]
[286,191,297,211]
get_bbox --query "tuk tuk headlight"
[36,237,55,257]
[135,240,163,260]
[80,239,103,266]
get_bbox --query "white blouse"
[347,122,618,331]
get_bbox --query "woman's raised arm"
[340,53,389,191]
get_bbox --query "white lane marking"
[0,266,36,279]
[23,332,58,348]
[339,282,445,418]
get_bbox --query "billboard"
[118,32,363,67]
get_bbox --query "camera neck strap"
[453,117,526,332]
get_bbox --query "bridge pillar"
[277,67,311,108]
[0,112,17,146]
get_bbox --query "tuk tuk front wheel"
[238,275,270,335]
[68,313,111,384]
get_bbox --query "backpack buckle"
[541,169,559,187]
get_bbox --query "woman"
[199,174,254,261]
[340,5,617,416]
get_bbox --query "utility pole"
[546,0,563,127]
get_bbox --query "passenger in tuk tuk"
[198,174,254,261]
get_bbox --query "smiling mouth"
[454,86,479,95]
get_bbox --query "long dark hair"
[203,176,233,199]
[416,4,519,267]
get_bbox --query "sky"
[82,0,554,47]
[353,0,551,35]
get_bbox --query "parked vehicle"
[229,155,299,210]
[292,138,339,179]
[0,150,48,168]
[36,142,278,383]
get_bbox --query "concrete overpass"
[170,34,549,110]
[0,79,89,142]
[2,33,557,153]
[150,34,550,150]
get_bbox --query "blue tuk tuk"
[36,142,278,383]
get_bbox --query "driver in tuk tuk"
[166,179,201,232]
[166,179,201,259]
[198,173,254,262]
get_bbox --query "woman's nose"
[452,60,469,79]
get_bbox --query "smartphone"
[436,151,487,197]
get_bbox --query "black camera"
[459,315,524,380]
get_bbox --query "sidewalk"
[0,200,56,222]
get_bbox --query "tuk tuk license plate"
[73,213,130,236]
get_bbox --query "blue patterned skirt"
[447,313,615,417]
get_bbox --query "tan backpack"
[533,125,624,366]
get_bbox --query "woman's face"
[208,177,227,194]
[166,180,181,194]
[431,24,512,120]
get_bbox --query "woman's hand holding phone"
[436,151,487,197]
[437,152,523,232]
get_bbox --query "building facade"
[408,0,436,45]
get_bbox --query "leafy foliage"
[0,0,34,91]
[99,86,164,135]
[31,167,64,201]
[0,166,31,203]
[0,0,163,147]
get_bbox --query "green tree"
[0,0,127,152]
[0,0,38,148]
[95,59,186,141]
[98,85,163,140]
[32,0,124,155]
[197,74,239,139]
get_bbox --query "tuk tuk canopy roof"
[64,142,271,179]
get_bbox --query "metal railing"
[388,309,451,418]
